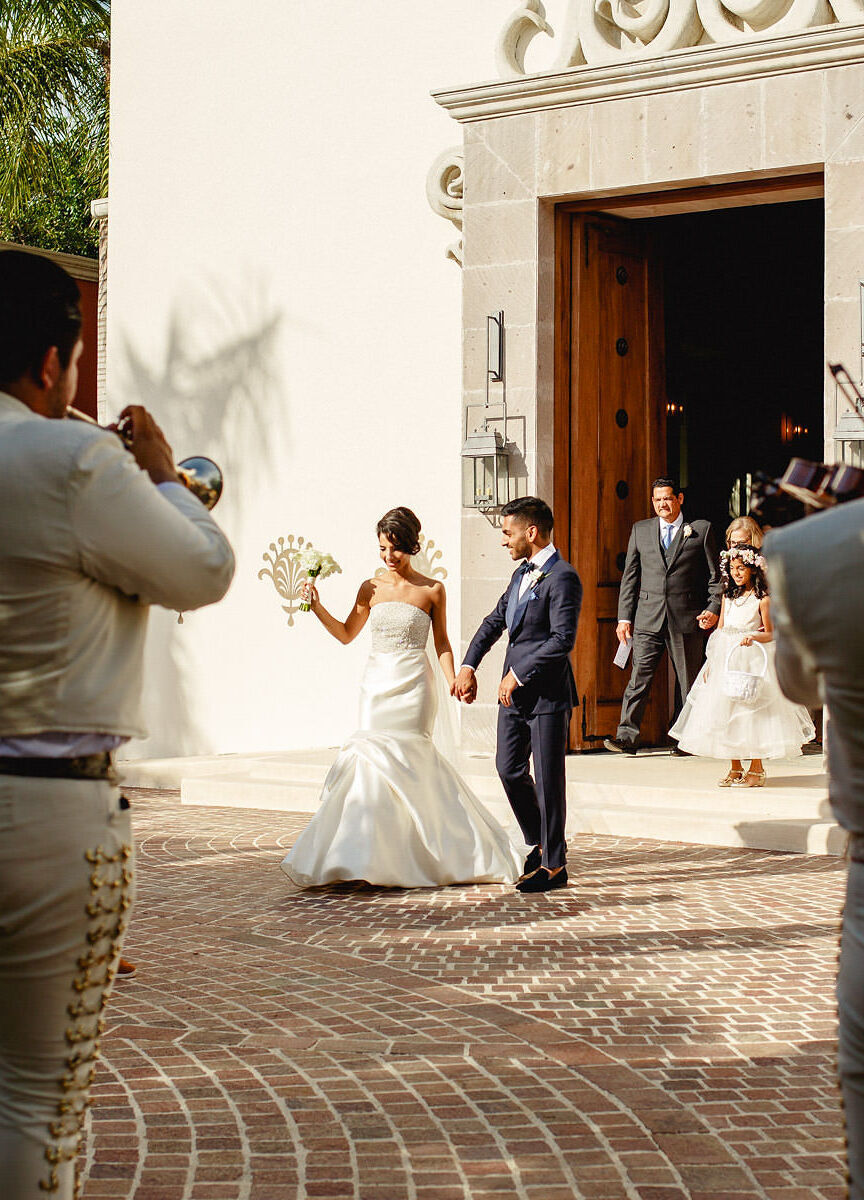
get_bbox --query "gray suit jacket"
[617,516,721,634]
[767,499,864,833]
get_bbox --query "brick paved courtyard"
[80,789,849,1200]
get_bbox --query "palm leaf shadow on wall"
[115,291,284,760]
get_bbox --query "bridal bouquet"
[297,547,341,611]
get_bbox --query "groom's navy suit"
[463,551,582,871]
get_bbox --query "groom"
[454,498,582,893]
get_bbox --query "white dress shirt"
[659,512,684,550]
[517,542,558,598]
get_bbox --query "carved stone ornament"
[259,535,317,627]
[496,0,864,72]
[425,147,464,266]
[373,535,448,582]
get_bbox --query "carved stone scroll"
[495,0,585,77]
[425,147,465,267]
[495,0,861,74]
[696,0,831,41]
[580,0,702,62]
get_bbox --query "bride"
[280,507,523,889]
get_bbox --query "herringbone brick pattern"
[79,790,848,1200]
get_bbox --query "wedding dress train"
[280,601,523,888]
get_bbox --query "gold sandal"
[719,770,744,787]
[735,769,766,788]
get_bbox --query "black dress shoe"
[520,846,542,879]
[669,745,691,757]
[517,867,568,894]
[603,737,638,755]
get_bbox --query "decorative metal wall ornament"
[495,0,864,74]
[258,535,321,626]
[425,147,465,266]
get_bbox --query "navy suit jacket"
[464,554,582,716]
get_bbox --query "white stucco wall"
[107,1,512,758]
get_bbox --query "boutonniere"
[682,524,693,538]
[527,567,549,588]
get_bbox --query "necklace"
[731,590,754,606]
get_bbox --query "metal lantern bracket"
[461,311,528,516]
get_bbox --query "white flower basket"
[722,641,768,705]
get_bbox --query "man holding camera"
[768,499,864,1200]
[0,249,235,1199]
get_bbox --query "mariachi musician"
[0,249,235,1199]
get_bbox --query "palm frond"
[0,0,109,250]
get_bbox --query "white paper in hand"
[613,636,633,669]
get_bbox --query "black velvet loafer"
[517,867,568,894]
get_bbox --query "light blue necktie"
[662,523,673,550]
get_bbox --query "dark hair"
[0,250,82,388]
[376,507,421,554]
[500,496,554,536]
[721,548,769,600]
[651,476,681,495]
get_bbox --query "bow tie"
[519,562,535,576]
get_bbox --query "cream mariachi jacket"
[0,392,235,739]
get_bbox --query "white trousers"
[0,775,134,1199]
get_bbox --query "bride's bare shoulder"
[409,567,443,589]
[356,578,377,605]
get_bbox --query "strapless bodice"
[723,591,762,632]
[369,601,431,652]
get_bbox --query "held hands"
[739,634,754,646]
[112,406,179,486]
[697,610,719,630]
[452,666,477,704]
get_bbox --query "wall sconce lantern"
[461,311,510,510]
[461,428,509,509]
[830,361,864,469]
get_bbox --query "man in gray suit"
[768,499,864,1200]
[605,477,721,754]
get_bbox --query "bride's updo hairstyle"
[376,507,421,555]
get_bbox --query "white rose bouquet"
[297,547,341,611]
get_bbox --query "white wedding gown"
[280,601,523,888]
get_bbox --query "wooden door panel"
[565,215,668,749]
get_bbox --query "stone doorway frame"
[433,45,864,752]
[549,170,826,547]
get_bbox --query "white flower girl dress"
[280,601,523,888]
[670,591,815,759]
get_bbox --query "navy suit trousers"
[495,704,570,871]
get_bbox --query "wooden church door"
[556,213,669,750]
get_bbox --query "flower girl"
[669,546,815,786]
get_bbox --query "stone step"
[171,749,841,857]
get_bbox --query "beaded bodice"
[369,601,431,652]
[723,590,762,632]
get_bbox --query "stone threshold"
[119,747,840,857]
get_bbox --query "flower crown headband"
[720,546,766,570]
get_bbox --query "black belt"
[0,752,118,783]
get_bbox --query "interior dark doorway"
[646,199,824,538]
